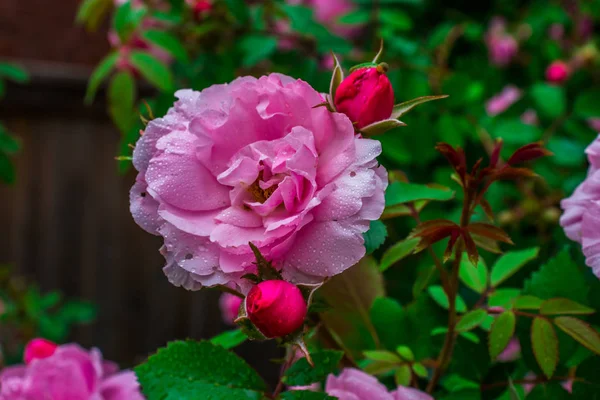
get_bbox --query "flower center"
[247,171,277,203]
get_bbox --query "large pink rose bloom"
[130,74,387,292]
[561,134,600,277]
[0,342,143,400]
[325,369,432,400]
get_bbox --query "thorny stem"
[427,187,472,393]
[272,346,296,398]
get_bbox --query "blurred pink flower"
[546,60,570,84]
[561,134,600,277]
[0,340,143,400]
[325,368,432,400]
[523,371,573,394]
[548,23,565,41]
[496,338,521,362]
[588,118,600,132]
[219,293,243,325]
[130,74,387,291]
[289,0,359,39]
[485,17,518,67]
[485,85,522,116]
[521,109,539,126]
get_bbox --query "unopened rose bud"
[24,338,58,364]
[219,293,243,325]
[545,60,570,84]
[334,64,394,129]
[246,280,307,338]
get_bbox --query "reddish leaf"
[489,138,503,168]
[479,198,495,222]
[408,219,458,238]
[490,166,537,181]
[462,231,479,266]
[415,226,460,253]
[471,158,483,178]
[467,223,514,245]
[443,229,461,262]
[471,233,502,254]
[507,142,553,165]
[436,143,467,181]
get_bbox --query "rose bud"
[545,60,570,84]
[334,63,394,129]
[24,338,58,364]
[246,280,307,338]
[219,293,243,325]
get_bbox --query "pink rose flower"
[130,74,387,292]
[246,280,307,338]
[23,338,58,365]
[334,66,395,128]
[219,293,243,325]
[325,368,432,400]
[485,17,518,67]
[561,134,600,277]
[0,340,144,400]
[520,109,539,126]
[589,118,600,132]
[485,85,522,116]
[546,60,570,84]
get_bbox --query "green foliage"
[385,182,454,206]
[129,51,174,92]
[490,247,539,287]
[135,340,266,399]
[283,350,343,386]
[531,317,559,378]
[279,392,335,400]
[489,311,516,360]
[364,220,388,255]
[210,329,248,349]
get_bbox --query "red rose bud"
[545,60,570,84]
[246,280,307,338]
[24,338,58,364]
[334,63,394,129]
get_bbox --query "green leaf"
[363,350,401,363]
[225,0,250,24]
[396,346,414,361]
[456,309,488,333]
[321,257,384,358]
[513,295,544,310]
[280,392,335,400]
[239,35,278,67]
[129,51,174,92]
[338,10,370,24]
[360,119,407,136]
[547,138,585,167]
[134,340,266,399]
[58,301,97,324]
[0,130,20,154]
[428,285,467,313]
[0,63,29,83]
[283,350,343,386]
[492,119,542,145]
[108,71,137,134]
[531,317,559,378]
[574,89,600,118]
[412,363,428,378]
[489,311,516,360]
[540,298,595,316]
[370,297,404,351]
[524,248,589,304]
[459,254,488,294]
[530,83,565,118]
[490,247,539,287]
[554,316,600,355]
[390,95,449,119]
[379,9,412,30]
[379,238,419,272]
[442,375,480,392]
[394,365,412,386]
[85,52,119,104]
[210,329,248,349]
[363,220,387,255]
[0,153,16,184]
[385,182,454,206]
[142,30,189,63]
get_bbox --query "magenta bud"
[219,293,243,325]
[246,280,307,338]
[334,66,394,128]
[24,338,58,364]
[545,60,570,84]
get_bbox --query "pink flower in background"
[521,109,539,126]
[23,339,58,365]
[561,134,600,277]
[496,338,521,362]
[130,74,387,292]
[523,371,573,394]
[546,60,570,84]
[0,340,143,400]
[325,368,432,400]
[485,85,522,116]
[288,0,358,38]
[548,23,565,41]
[186,0,212,19]
[588,118,600,132]
[219,293,243,325]
[485,17,519,67]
